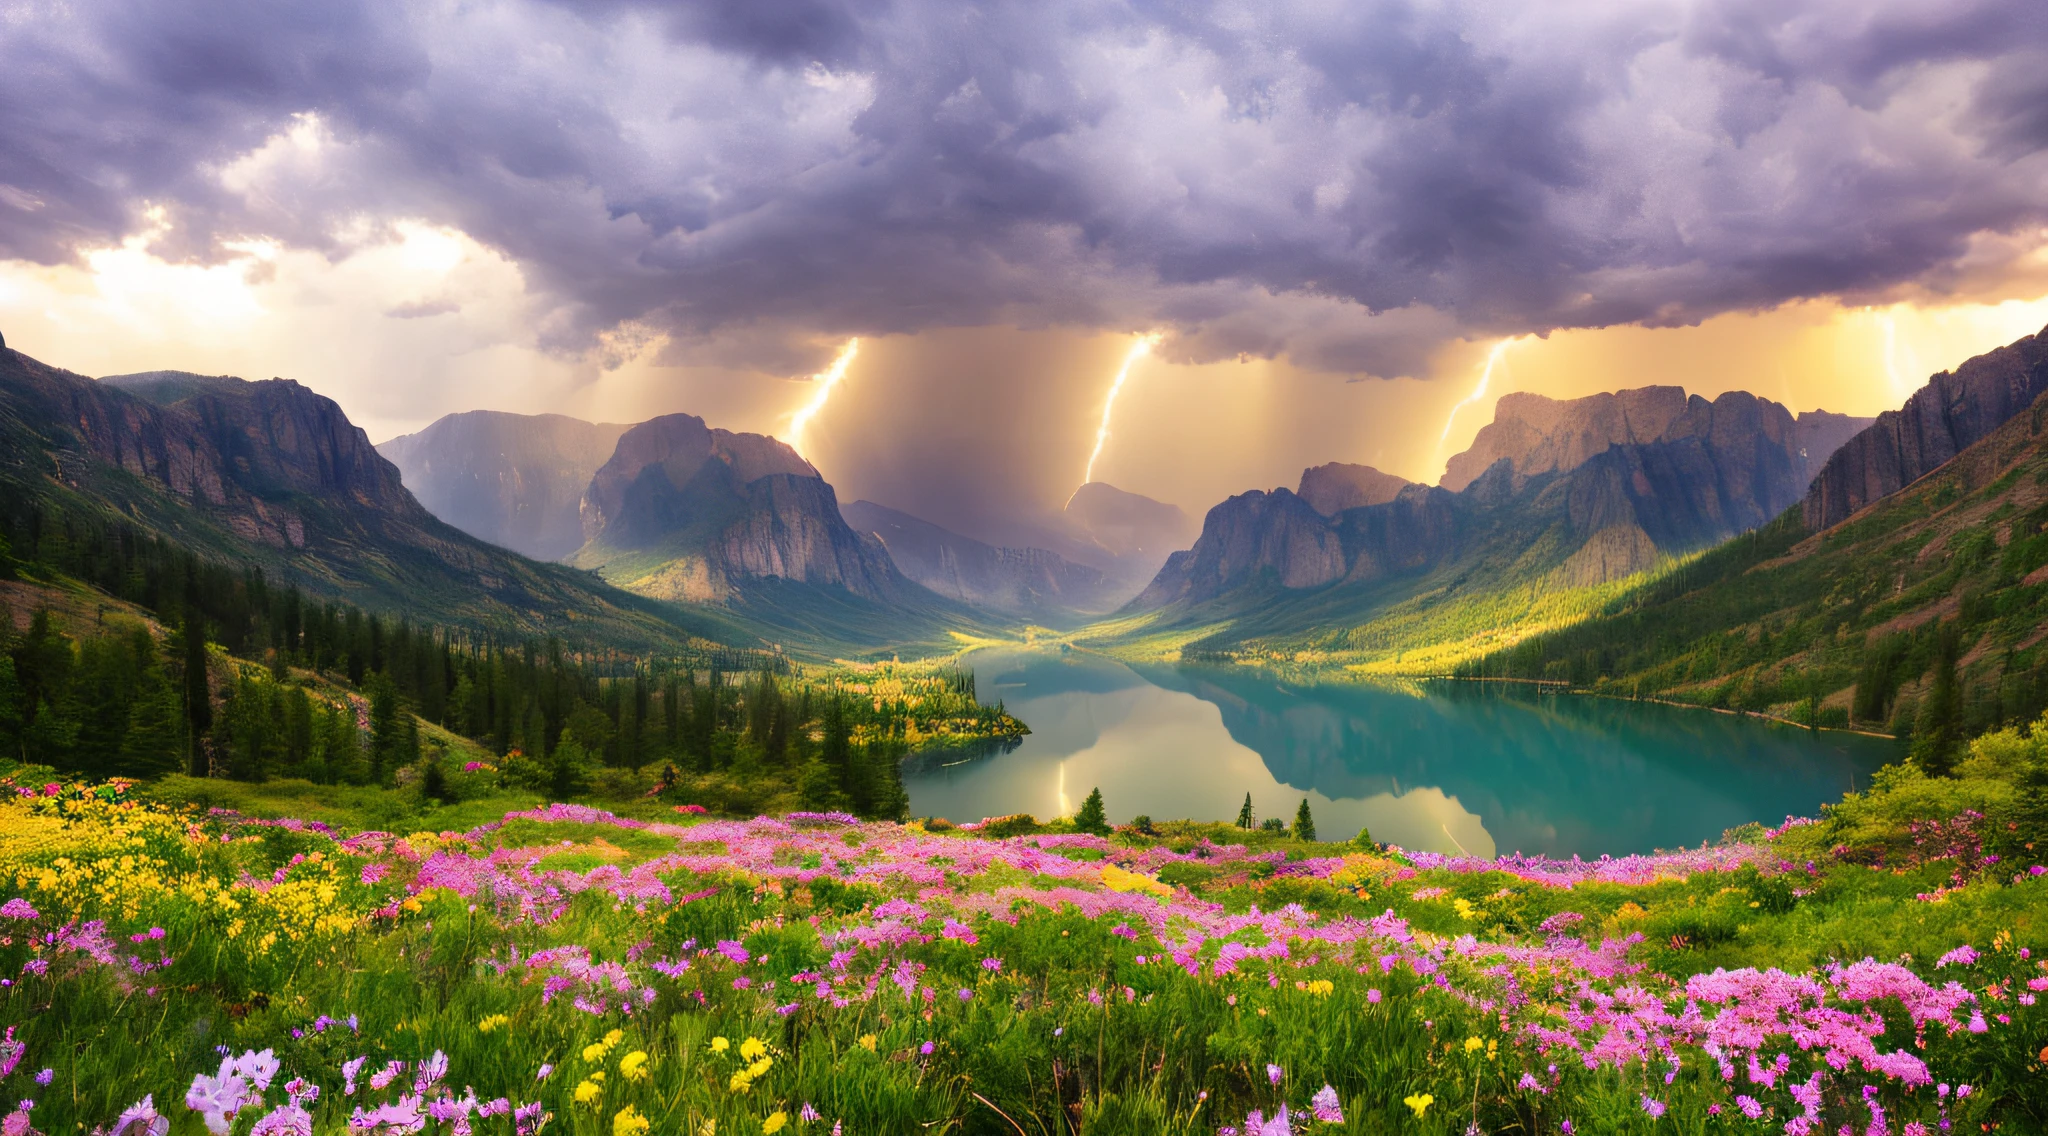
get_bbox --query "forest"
[0,504,1027,821]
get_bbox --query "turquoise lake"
[901,648,1898,858]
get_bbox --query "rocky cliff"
[1804,323,2048,530]
[571,413,906,604]
[843,500,1114,619]
[378,410,629,561]
[0,352,701,648]
[1441,386,1690,491]
[1296,463,1412,515]
[1135,388,1870,613]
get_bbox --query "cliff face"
[378,410,629,561]
[1296,462,1412,515]
[1133,388,1870,613]
[1804,323,2048,530]
[1441,386,1690,492]
[843,500,1113,619]
[0,353,699,648]
[572,413,905,604]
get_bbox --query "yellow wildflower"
[618,1051,649,1082]
[727,1070,753,1094]
[739,1037,767,1061]
[613,1106,650,1136]
[1453,898,1477,920]
[574,1080,602,1105]
[857,1034,877,1052]
[747,1058,771,1079]
[603,1028,624,1048]
[1403,1094,1433,1118]
[1463,1036,1484,1054]
[478,1014,510,1033]
[710,1036,731,1054]
[762,1113,787,1134]
[582,1043,607,1063]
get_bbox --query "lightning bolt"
[785,337,860,458]
[1079,331,1161,489]
[1435,337,1519,468]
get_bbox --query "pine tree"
[1353,824,1376,849]
[1293,798,1317,843]
[1235,793,1254,829]
[118,665,184,779]
[1914,628,1963,777]
[180,612,212,775]
[1074,787,1109,835]
[0,657,25,762]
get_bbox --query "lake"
[901,648,1898,858]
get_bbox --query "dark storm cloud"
[3,0,2047,374]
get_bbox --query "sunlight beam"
[785,337,860,458]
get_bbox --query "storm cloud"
[3,0,2046,375]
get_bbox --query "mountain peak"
[1441,385,1690,491]
[1296,462,1412,515]
[378,410,631,562]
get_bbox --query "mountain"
[1063,481,1196,565]
[1804,323,2048,529]
[1469,322,2048,735]
[1105,386,1870,667]
[0,350,719,650]
[1296,463,1412,515]
[842,500,1115,621]
[378,411,629,561]
[1442,386,1691,492]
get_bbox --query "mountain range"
[0,351,717,651]
[380,411,628,561]
[1476,322,2048,737]
[1099,386,1874,664]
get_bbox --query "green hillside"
[1467,390,2048,753]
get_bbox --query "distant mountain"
[1296,463,1412,515]
[842,500,1115,621]
[378,410,628,561]
[1115,386,1871,662]
[0,351,712,650]
[1064,481,1196,565]
[1804,323,2048,529]
[569,412,909,603]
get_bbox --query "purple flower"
[232,1050,280,1093]
[715,940,751,965]
[1639,1095,1664,1119]
[919,1041,934,1056]
[1366,989,1382,1003]
[413,1051,447,1093]
[1935,945,1978,969]
[1737,1096,1764,1120]
[1310,1085,1343,1123]
[0,901,36,920]
[800,1104,820,1122]
[185,1061,252,1135]
[981,957,1003,973]
[534,1065,554,1082]
[110,1097,169,1136]
[958,988,973,1002]
[1266,1063,1283,1086]
[250,1104,313,1136]
[30,1072,49,1088]
[342,1057,367,1097]
[348,1095,425,1135]
[1247,1106,1290,1136]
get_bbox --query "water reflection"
[898,648,1897,857]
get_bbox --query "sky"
[3,0,2048,540]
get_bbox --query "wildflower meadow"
[2,773,2045,1136]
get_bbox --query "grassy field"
[4,716,2046,1136]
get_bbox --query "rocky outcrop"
[1804,323,2048,530]
[1133,488,1347,608]
[1441,386,1690,491]
[843,500,1113,618]
[1296,462,1412,515]
[572,412,905,604]
[378,411,629,561]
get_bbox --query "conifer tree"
[1075,787,1109,835]
[1914,628,1963,777]
[1293,798,1316,842]
[1235,793,1255,829]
